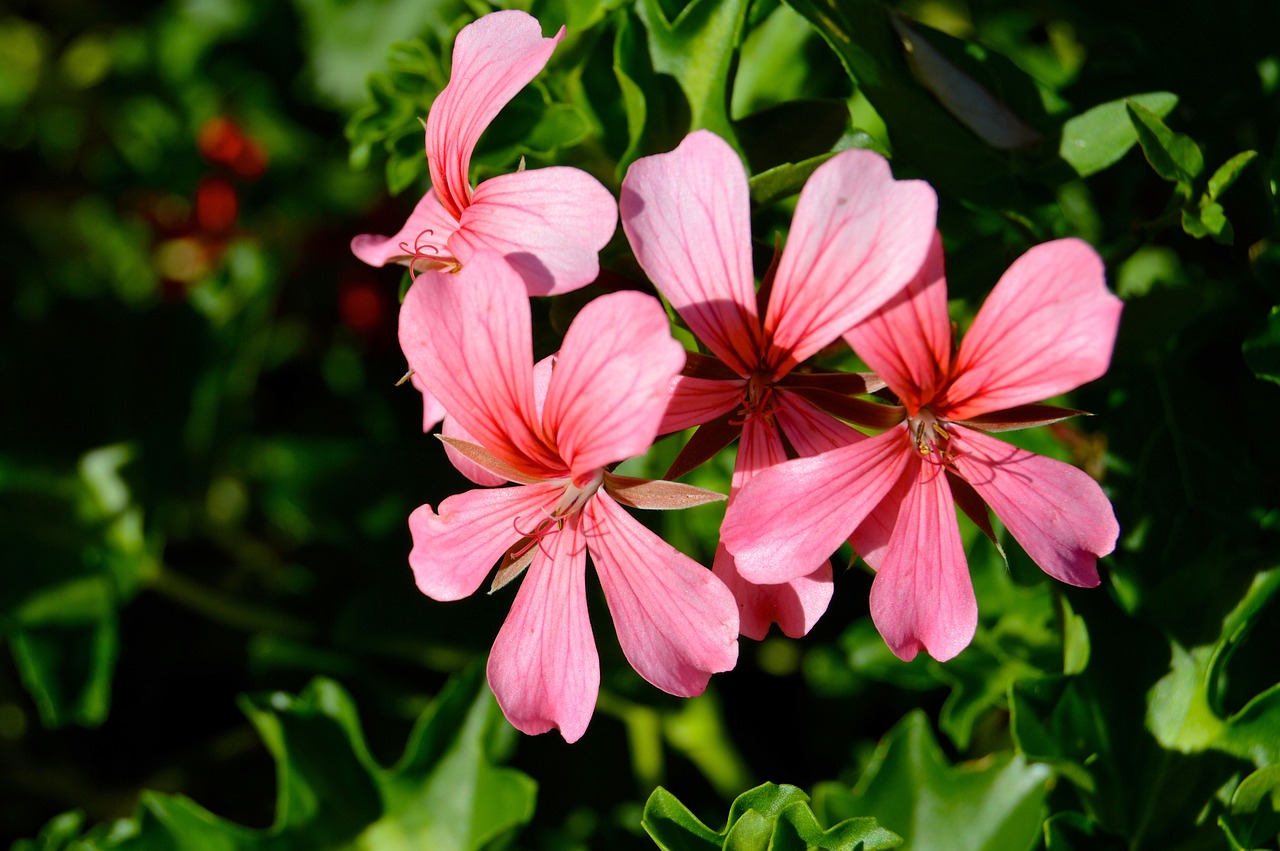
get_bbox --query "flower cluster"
[353,10,1122,741]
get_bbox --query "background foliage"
[2,0,1279,848]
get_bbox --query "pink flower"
[721,235,1122,661]
[399,250,739,742]
[619,130,936,639]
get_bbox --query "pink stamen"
[398,228,440,280]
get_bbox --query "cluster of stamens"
[730,372,780,427]
[507,470,605,560]
[908,409,957,467]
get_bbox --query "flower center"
[731,371,779,426]
[508,468,605,558]
[908,408,956,466]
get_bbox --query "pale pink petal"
[772,389,865,457]
[542,291,685,483]
[407,482,562,601]
[441,414,506,487]
[950,426,1116,587]
[620,130,763,376]
[763,150,937,372]
[398,252,559,473]
[721,428,913,586]
[487,514,598,742]
[660,375,744,434]
[869,454,977,661]
[351,189,459,269]
[409,370,448,433]
[940,238,1122,420]
[843,232,951,412]
[452,167,618,296]
[584,493,738,695]
[426,10,563,220]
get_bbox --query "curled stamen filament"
[398,229,439,280]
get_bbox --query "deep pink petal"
[869,454,977,661]
[543,291,685,483]
[843,231,951,413]
[441,414,507,487]
[721,428,913,585]
[660,375,744,434]
[426,10,562,220]
[620,130,762,376]
[584,493,738,696]
[407,483,561,601]
[398,252,559,473]
[940,238,1122,420]
[847,459,914,571]
[351,190,459,269]
[452,167,618,296]
[772,390,865,457]
[950,426,1116,587]
[487,515,598,742]
[763,150,937,372]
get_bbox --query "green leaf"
[1207,150,1258,201]
[1218,765,1280,851]
[1146,568,1280,766]
[1126,101,1204,189]
[635,0,750,153]
[1058,92,1177,177]
[814,711,1051,851]
[613,7,692,176]
[733,98,849,174]
[643,783,901,851]
[1244,306,1280,386]
[1041,812,1127,851]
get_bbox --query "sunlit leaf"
[1058,92,1177,177]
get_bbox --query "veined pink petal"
[940,238,1122,420]
[844,232,951,413]
[542,291,685,483]
[869,453,977,661]
[584,493,738,696]
[453,167,618,296]
[441,414,507,487]
[409,370,448,433]
[426,10,563,220]
[399,252,559,473]
[487,515,598,742]
[660,375,744,434]
[351,189,459,269]
[722,428,913,586]
[950,426,1116,587]
[716,417,832,639]
[763,150,937,372]
[846,442,914,570]
[620,131,762,376]
[772,389,864,457]
[407,482,562,601]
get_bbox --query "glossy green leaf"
[814,711,1051,851]
[1207,150,1258,201]
[1219,765,1280,851]
[1058,92,1177,177]
[1244,306,1280,386]
[1126,101,1204,188]
[613,6,692,176]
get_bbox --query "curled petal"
[585,493,738,696]
[941,238,1122,420]
[950,426,1116,587]
[427,10,563,220]
[869,454,977,661]
[352,190,459,269]
[844,231,951,412]
[722,427,913,586]
[543,291,685,483]
[764,150,937,372]
[453,167,618,296]
[488,515,598,742]
[408,483,562,601]
[621,130,763,376]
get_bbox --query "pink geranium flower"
[400,250,739,742]
[721,235,1122,661]
[619,130,936,639]
[354,10,618,430]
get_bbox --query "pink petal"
[843,231,952,413]
[487,515,598,742]
[441,414,507,487]
[772,389,864,457]
[940,238,1122,420]
[950,426,1116,587]
[407,482,562,601]
[660,375,744,434]
[584,493,738,695]
[351,189,459,269]
[721,428,913,585]
[620,130,763,376]
[452,167,618,296]
[409,370,448,433]
[398,252,559,474]
[542,291,685,483]
[763,150,937,372]
[846,456,914,571]
[869,453,977,661]
[426,10,563,220]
